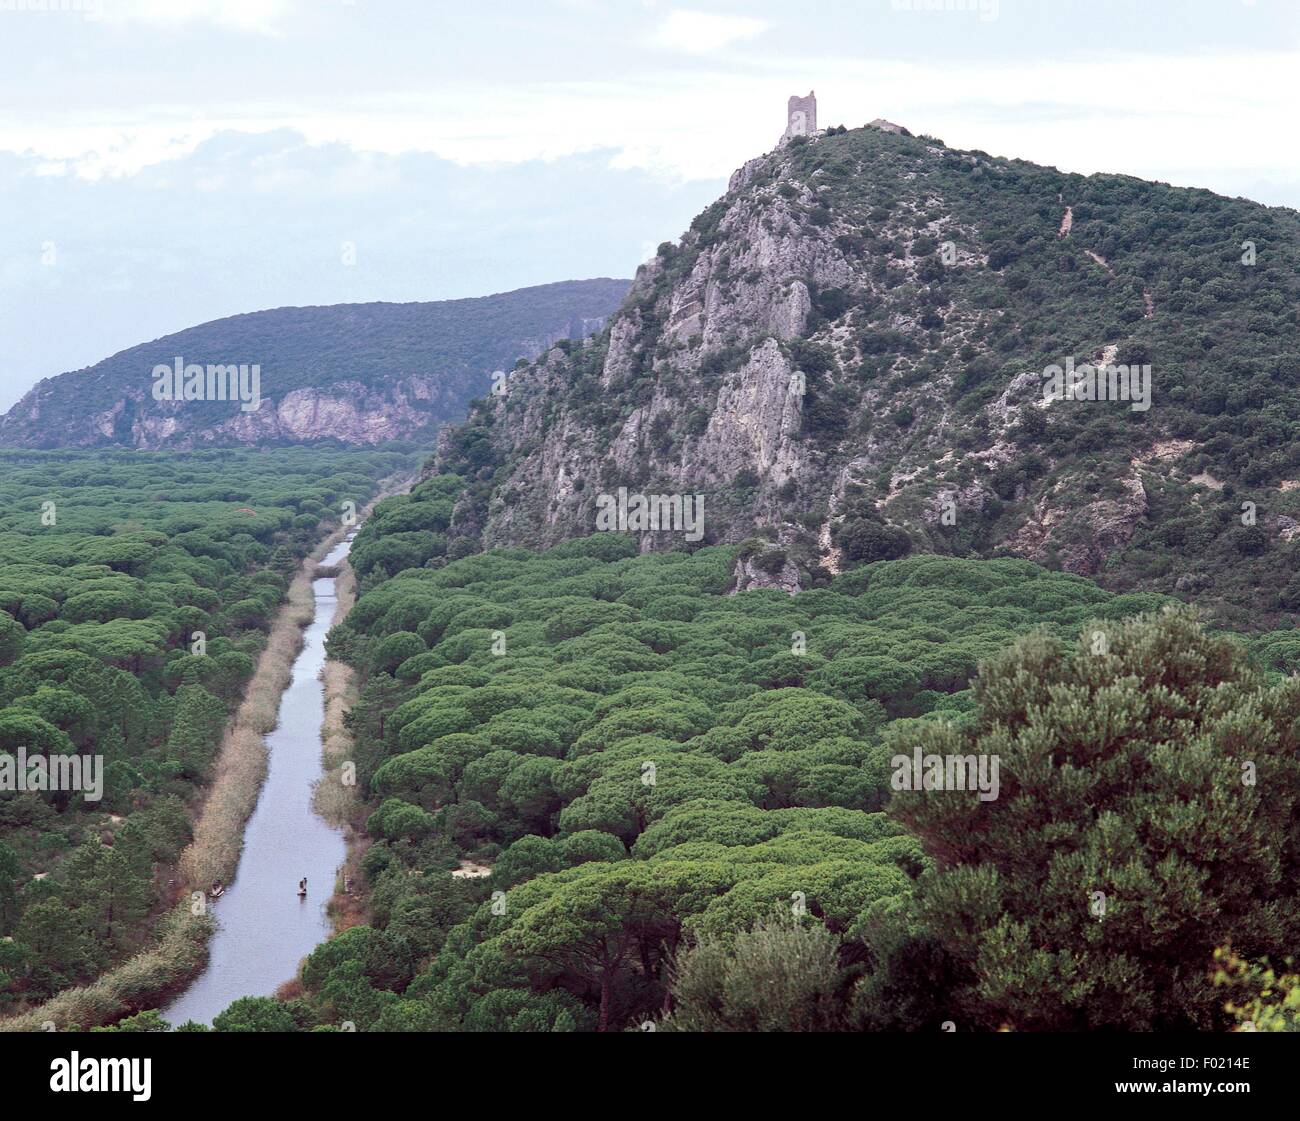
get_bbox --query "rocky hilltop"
[436,124,1300,625]
[0,279,628,450]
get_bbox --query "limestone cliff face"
[449,150,874,564]
[438,124,1300,598]
[95,375,450,449]
[439,129,1005,575]
[9,368,464,450]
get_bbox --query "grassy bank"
[315,557,372,932]
[0,907,211,1032]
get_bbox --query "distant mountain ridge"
[0,279,629,449]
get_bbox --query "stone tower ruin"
[783,91,817,142]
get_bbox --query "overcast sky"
[2,0,1297,409]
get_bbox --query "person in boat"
[298,877,307,896]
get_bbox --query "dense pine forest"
[114,475,1293,1033]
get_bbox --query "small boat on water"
[297,876,307,898]
[209,882,225,900]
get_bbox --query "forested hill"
[0,279,628,451]
[437,124,1300,629]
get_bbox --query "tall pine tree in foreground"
[872,607,1300,1031]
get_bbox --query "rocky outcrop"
[1001,474,1149,575]
[731,552,802,595]
[137,376,448,449]
[446,127,991,564]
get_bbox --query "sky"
[1,0,1298,409]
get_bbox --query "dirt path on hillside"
[1085,249,1114,275]
[1084,248,1154,317]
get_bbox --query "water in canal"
[162,536,353,1027]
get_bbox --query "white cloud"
[5,43,1300,209]
[651,9,769,54]
[98,0,297,35]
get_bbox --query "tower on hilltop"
[783,91,817,142]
